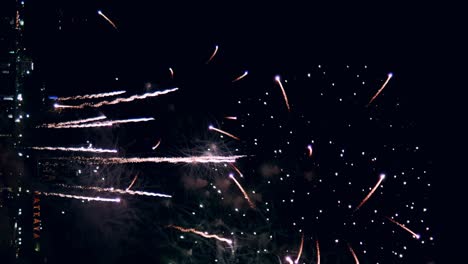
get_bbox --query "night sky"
[3,0,457,263]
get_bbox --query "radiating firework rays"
[367,72,393,106]
[152,139,161,150]
[386,216,420,239]
[54,87,178,109]
[97,10,117,30]
[209,125,240,140]
[294,233,304,263]
[274,75,291,112]
[39,191,121,203]
[62,155,246,164]
[39,117,155,129]
[56,184,172,198]
[206,45,219,64]
[307,144,313,157]
[167,225,233,245]
[232,70,248,82]
[354,173,386,211]
[38,115,107,128]
[55,91,126,101]
[31,146,117,154]
[315,240,321,264]
[348,243,360,264]
[228,173,255,208]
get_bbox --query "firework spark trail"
[367,72,393,106]
[97,10,117,29]
[307,144,313,157]
[39,191,120,203]
[54,88,178,109]
[348,244,360,264]
[294,233,304,263]
[206,45,219,64]
[126,174,139,191]
[43,117,155,128]
[224,116,237,120]
[152,139,161,150]
[229,173,255,208]
[56,91,126,101]
[57,184,172,198]
[168,225,232,245]
[66,155,245,164]
[355,173,386,211]
[209,125,240,140]
[229,163,244,178]
[285,256,294,264]
[274,75,291,112]
[232,71,248,82]
[386,216,420,239]
[316,240,321,264]
[169,67,174,79]
[38,115,107,128]
[31,146,117,153]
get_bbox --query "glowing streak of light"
[66,155,245,164]
[307,144,313,157]
[367,72,393,106]
[224,116,237,120]
[126,174,139,191]
[316,240,321,264]
[206,45,219,64]
[274,75,291,112]
[38,116,107,128]
[348,244,360,264]
[167,225,232,245]
[386,216,420,239]
[39,191,120,203]
[57,184,171,198]
[355,173,386,211]
[285,256,294,264]
[56,91,126,101]
[97,10,117,30]
[232,71,248,82]
[229,173,255,208]
[54,88,178,109]
[294,233,304,263]
[152,139,161,150]
[41,117,155,128]
[169,67,174,79]
[31,146,117,153]
[229,163,243,178]
[209,125,240,140]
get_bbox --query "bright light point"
[415,234,421,239]
[53,104,58,108]
[275,75,281,81]
[388,72,393,77]
[208,125,213,129]
[229,173,234,178]
[380,173,386,179]
[97,10,102,14]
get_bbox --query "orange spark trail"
[44,117,155,128]
[294,233,304,263]
[206,45,219,64]
[316,240,321,264]
[229,173,255,208]
[54,88,178,109]
[38,115,107,128]
[209,125,240,140]
[229,163,243,177]
[97,10,117,30]
[348,244,360,264]
[31,146,117,154]
[232,71,248,82]
[126,174,139,191]
[274,75,291,112]
[367,72,393,106]
[224,116,237,120]
[169,67,174,79]
[57,183,171,198]
[66,155,245,164]
[355,173,386,211]
[168,225,232,245]
[386,216,420,239]
[39,191,120,203]
[307,144,313,157]
[56,91,125,101]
